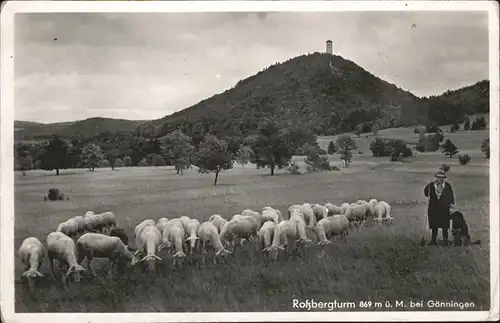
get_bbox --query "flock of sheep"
[17,199,393,292]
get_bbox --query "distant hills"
[14,117,148,141]
[15,52,489,142]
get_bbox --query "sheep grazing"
[324,203,343,216]
[264,211,312,259]
[344,203,369,227]
[373,201,393,223]
[219,216,260,248]
[315,214,350,245]
[99,211,117,234]
[109,228,129,246]
[46,232,87,289]
[339,202,351,214]
[367,199,378,219]
[197,221,231,265]
[159,218,187,267]
[261,207,282,224]
[231,214,243,221]
[182,217,201,256]
[72,216,86,236]
[18,237,45,292]
[241,209,260,218]
[208,214,227,234]
[56,218,80,239]
[312,204,329,222]
[76,233,140,277]
[156,217,170,233]
[136,225,163,272]
[134,219,156,252]
[288,204,316,228]
[257,221,276,252]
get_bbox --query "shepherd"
[424,170,455,246]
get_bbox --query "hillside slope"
[136,52,426,139]
[435,80,489,114]
[14,117,149,141]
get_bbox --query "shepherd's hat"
[434,170,447,178]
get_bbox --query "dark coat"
[424,181,455,229]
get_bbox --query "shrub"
[304,146,332,172]
[464,118,471,131]
[425,123,440,133]
[287,161,301,175]
[123,155,132,167]
[331,165,340,171]
[327,141,337,154]
[416,134,440,152]
[47,188,61,201]
[458,153,471,165]
[138,158,148,167]
[114,158,124,168]
[471,116,487,130]
[100,159,111,168]
[450,122,460,133]
[370,137,390,157]
[441,139,459,158]
[480,138,490,159]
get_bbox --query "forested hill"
[136,52,426,141]
[14,117,149,141]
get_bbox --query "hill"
[136,52,426,140]
[434,80,489,114]
[14,117,149,141]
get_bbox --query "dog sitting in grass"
[450,209,481,246]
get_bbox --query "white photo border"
[1,1,499,322]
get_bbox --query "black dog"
[109,228,129,246]
[450,210,481,246]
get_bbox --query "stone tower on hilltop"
[326,40,333,54]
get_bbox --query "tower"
[326,40,333,54]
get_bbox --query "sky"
[14,11,489,123]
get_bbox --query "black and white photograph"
[1,1,499,322]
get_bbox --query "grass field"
[14,128,491,312]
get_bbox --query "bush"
[100,159,111,168]
[138,158,148,167]
[416,134,440,152]
[464,118,471,131]
[450,122,460,133]
[47,188,61,201]
[426,123,440,133]
[458,153,471,165]
[481,138,490,159]
[370,137,390,157]
[296,143,325,156]
[331,165,340,171]
[441,139,459,158]
[114,158,124,168]
[304,148,332,172]
[123,155,132,167]
[287,161,301,175]
[471,116,487,130]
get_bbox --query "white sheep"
[72,216,86,235]
[312,204,329,222]
[315,214,350,245]
[76,233,140,277]
[219,216,259,248]
[18,237,45,291]
[99,211,117,233]
[373,201,393,223]
[264,211,312,258]
[159,218,187,267]
[339,202,351,214]
[324,203,343,216]
[197,221,232,265]
[261,207,281,224]
[208,214,227,234]
[241,209,260,218]
[46,232,87,289]
[134,219,156,252]
[344,203,369,227]
[156,217,170,233]
[136,225,163,272]
[257,221,276,251]
[184,218,201,255]
[231,214,243,221]
[301,203,316,228]
[367,199,378,219]
[56,218,80,238]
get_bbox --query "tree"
[16,155,33,176]
[160,130,195,175]
[105,148,121,171]
[441,139,459,158]
[464,118,471,131]
[138,158,148,167]
[39,135,70,175]
[327,141,337,154]
[235,144,253,168]
[193,135,234,185]
[79,143,105,171]
[371,123,380,137]
[336,135,357,167]
[481,138,490,159]
[304,145,331,171]
[123,155,132,167]
[450,122,460,133]
[250,120,295,176]
[471,116,487,130]
[369,137,389,157]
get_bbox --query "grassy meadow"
[13,128,490,312]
